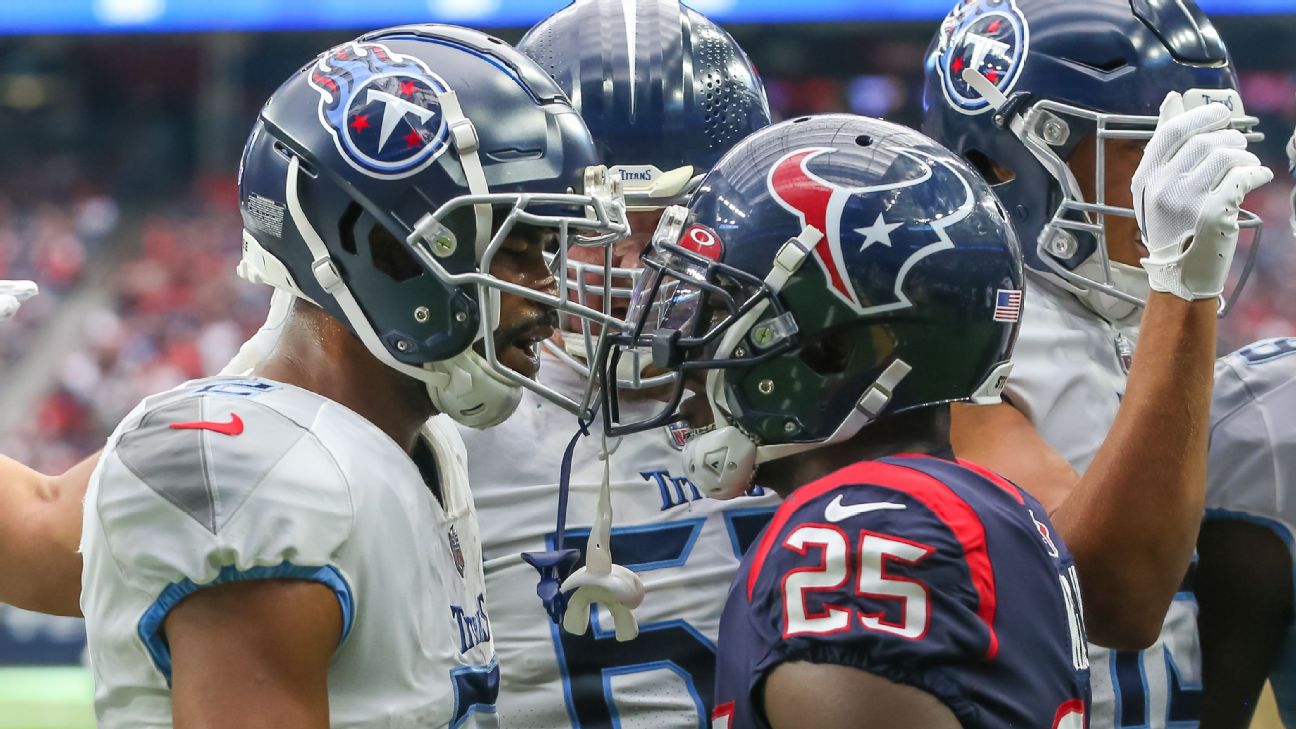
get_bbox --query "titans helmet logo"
[933,0,1030,114]
[767,146,975,315]
[308,41,452,179]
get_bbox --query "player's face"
[481,223,561,379]
[1069,135,1147,268]
[565,210,662,323]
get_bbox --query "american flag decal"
[993,289,1022,322]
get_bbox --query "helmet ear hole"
[338,203,363,256]
[799,331,854,377]
[370,225,423,283]
[966,149,1016,185]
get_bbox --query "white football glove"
[0,280,37,320]
[1132,91,1273,302]
[1286,125,1296,237]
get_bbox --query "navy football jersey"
[714,455,1090,729]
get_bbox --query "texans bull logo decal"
[309,41,453,179]
[766,146,975,315]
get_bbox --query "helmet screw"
[454,311,468,323]
[433,235,456,257]
[752,326,774,347]
[1049,232,1078,258]
[733,346,747,358]
[758,379,775,395]
[414,306,431,323]
[396,340,411,353]
[1041,118,1070,146]
[783,420,800,434]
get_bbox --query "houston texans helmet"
[236,25,627,429]
[598,114,1024,498]
[519,0,772,388]
[922,0,1262,322]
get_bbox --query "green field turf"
[0,667,95,729]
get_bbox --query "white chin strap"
[280,153,523,429]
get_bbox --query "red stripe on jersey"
[747,459,1001,660]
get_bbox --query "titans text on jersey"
[715,454,1089,729]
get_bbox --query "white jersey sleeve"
[82,377,499,729]
[1206,339,1296,543]
[81,380,356,723]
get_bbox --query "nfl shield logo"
[1030,509,1060,558]
[1114,333,1134,374]
[666,420,691,450]
[448,526,466,578]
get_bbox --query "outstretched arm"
[0,453,97,616]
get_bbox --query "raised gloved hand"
[1132,91,1273,302]
[0,280,37,320]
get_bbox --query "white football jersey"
[459,355,781,729]
[80,376,499,729]
[1206,337,1296,728]
[1003,275,1201,729]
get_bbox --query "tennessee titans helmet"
[236,25,627,429]
[518,0,773,390]
[598,114,1024,498]
[922,0,1262,322]
[520,0,771,210]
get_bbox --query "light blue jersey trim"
[136,562,355,684]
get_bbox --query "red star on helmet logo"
[984,69,1001,83]
[404,128,425,148]
[952,55,965,73]
[987,19,1003,33]
[350,114,371,133]
[399,80,418,98]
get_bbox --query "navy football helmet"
[598,115,1024,498]
[922,0,1262,322]
[236,25,627,428]
[519,0,772,389]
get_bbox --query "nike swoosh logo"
[170,413,244,436]
[825,494,907,523]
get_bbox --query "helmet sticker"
[308,41,453,179]
[680,224,725,262]
[766,146,974,315]
[933,0,1031,115]
[993,288,1023,322]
